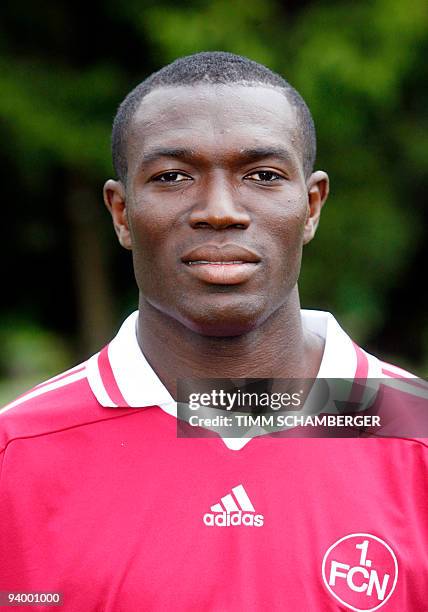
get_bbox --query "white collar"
[87,310,379,450]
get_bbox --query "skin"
[104,84,329,399]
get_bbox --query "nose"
[188,176,251,230]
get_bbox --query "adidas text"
[203,511,264,527]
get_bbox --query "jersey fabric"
[1,310,427,611]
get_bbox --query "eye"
[245,170,284,183]
[152,172,192,183]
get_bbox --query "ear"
[103,179,132,250]
[303,171,329,245]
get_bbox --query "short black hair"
[111,51,316,182]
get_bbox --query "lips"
[181,244,261,265]
[181,244,261,285]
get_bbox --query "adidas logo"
[203,484,264,527]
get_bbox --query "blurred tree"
[0,3,138,357]
[289,0,428,358]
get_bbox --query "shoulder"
[356,342,426,400]
[376,357,428,402]
[312,309,428,440]
[0,357,124,454]
[358,352,428,444]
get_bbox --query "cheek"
[264,196,308,249]
[129,203,175,260]
[259,197,308,291]
[127,202,185,297]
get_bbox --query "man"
[1,52,427,611]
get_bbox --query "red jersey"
[1,310,427,611]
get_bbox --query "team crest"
[322,533,398,611]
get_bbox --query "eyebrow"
[140,145,296,167]
[141,147,197,165]
[237,146,296,165]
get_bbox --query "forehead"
[127,84,302,171]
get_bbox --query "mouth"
[181,244,261,285]
[187,260,248,265]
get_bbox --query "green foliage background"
[1,0,427,400]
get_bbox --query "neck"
[136,288,324,400]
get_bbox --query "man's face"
[105,84,328,336]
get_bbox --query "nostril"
[191,221,248,230]
[189,205,251,230]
